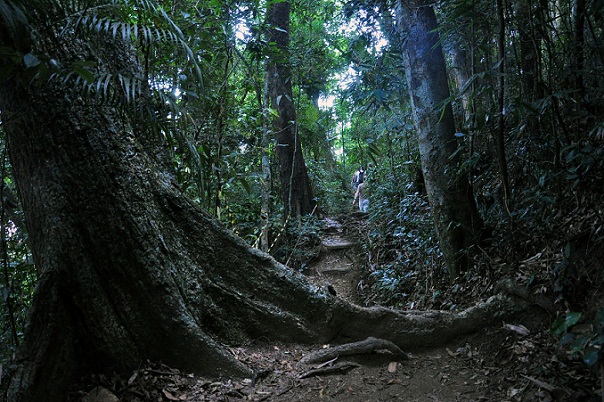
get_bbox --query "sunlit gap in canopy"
[234,5,252,43]
[317,60,360,159]
[340,9,388,55]
[235,20,250,42]
[318,84,351,161]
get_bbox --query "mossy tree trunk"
[396,1,483,278]
[264,0,316,220]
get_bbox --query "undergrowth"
[348,138,604,400]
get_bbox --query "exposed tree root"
[300,337,408,365]
[495,278,557,313]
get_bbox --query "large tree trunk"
[396,1,483,278]
[1,69,330,399]
[1,2,523,401]
[264,0,316,220]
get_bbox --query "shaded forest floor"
[76,216,602,402]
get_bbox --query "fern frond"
[67,1,203,90]
[73,14,180,46]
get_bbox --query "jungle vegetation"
[0,0,603,400]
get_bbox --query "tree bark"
[264,0,316,220]
[396,1,483,278]
[1,2,524,401]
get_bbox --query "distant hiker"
[351,166,365,191]
[353,182,369,213]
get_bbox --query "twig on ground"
[298,362,360,379]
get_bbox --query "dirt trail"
[307,217,360,303]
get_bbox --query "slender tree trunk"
[496,0,512,219]
[572,0,585,105]
[443,29,472,126]
[396,1,483,279]
[264,0,316,220]
[339,120,347,169]
[261,78,272,251]
[516,0,541,100]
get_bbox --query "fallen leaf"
[162,389,180,401]
[508,387,523,397]
[81,387,119,402]
[127,371,138,386]
[505,323,530,336]
[520,374,554,392]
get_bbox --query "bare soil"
[77,216,601,402]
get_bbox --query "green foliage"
[562,140,604,191]
[307,162,350,215]
[360,165,442,308]
[0,221,35,366]
[553,309,604,368]
[0,139,36,370]
[553,311,583,336]
[0,0,203,113]
[0,0,30,52]
[272,214,323,270]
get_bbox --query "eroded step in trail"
[319,216,355,251]
[313,252,355,275]
[321,217,355,250]
[307,216,360,302]
[321,236,354,250]
[319,266,352,274]
[322,216,344,233]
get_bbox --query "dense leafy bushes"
[354,166,445,309]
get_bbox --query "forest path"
[269,215,515,402]
[306,216,360,303]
